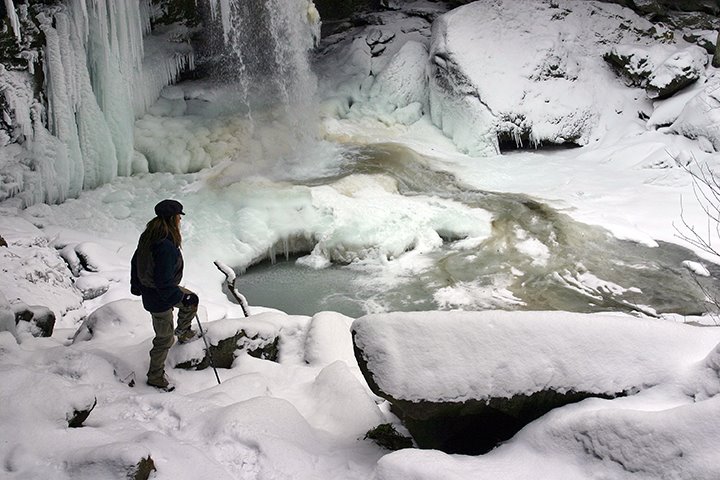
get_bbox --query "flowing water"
[233,143,720,318]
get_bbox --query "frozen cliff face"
[427,0,676,155]
[0,0,194,207]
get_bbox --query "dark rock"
[603,49,653,87]
[0,235,7,247]
[388,390,616,455]
[129,456,156,480]
[683,31,717,54]
[354,334,620,454]
[365,423,414,450]
[175,329,279,370]
[149,0,201,28]
[647,70,699,99]
[314,0,384,21]
[67,397,97,428]
[14,304,55,337]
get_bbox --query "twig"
[214,260,250,317]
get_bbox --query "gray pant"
[147,288,198,383]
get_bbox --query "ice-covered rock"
[348,40,429,126]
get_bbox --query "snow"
[2,0,720,478]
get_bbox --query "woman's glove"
[181,292,199,306]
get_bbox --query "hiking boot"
[175,328,198,344]
[146,376,175,392]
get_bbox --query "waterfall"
[206,0,321,149]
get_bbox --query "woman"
[130,199,199,391]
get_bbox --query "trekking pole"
[195,313,221,385]
[214,260,250,317]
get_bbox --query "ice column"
[1,0,196,205]
[4,0,21,42]
[74,0,145,177]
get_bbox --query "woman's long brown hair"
[138,215,182,253]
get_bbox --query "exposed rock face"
[604,44,708,99]
[13,304,55,337]
[375,388,614,454]
[314,0,383,21]
[353,328,612,454]
[131,457,156,480]
[352,311,712,455]
[67,397,97,428]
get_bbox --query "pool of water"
[230,143,720,318]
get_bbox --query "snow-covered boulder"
[669,77,720,150]
[172,315,282,370]
[0,216,82,326]
[352,310,720,454]
[646,46,708,99]
[12,302,55,337]
[427,0,667,155]
[604,44,679,88]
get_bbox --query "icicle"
[0,66,33,142]
[4,0,21,43]
[207,0,219,18]
[139,0,152,35]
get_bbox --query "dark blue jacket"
[131,237,184,313]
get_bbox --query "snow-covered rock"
[352,310,720,453]
[0,216,83,326]
[426,0,674,155]
[647,45,708,98]
[670,77,720,150]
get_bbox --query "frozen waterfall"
[0,0,193,206]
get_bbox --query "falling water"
[205,0,320,138]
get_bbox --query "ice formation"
[3,0,21,42]
[0,0,194,206]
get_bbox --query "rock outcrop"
[427,0,663,155]
[605,44,708,98]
